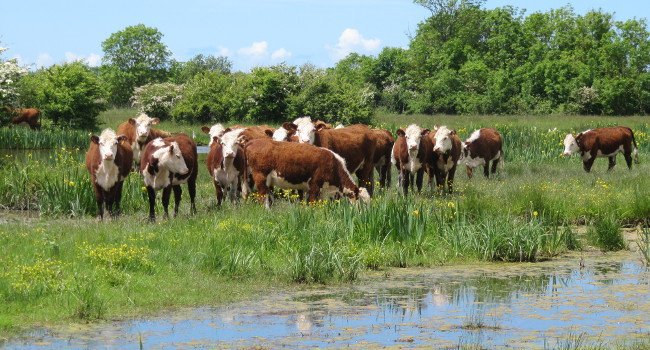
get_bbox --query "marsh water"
[6,251,649,349]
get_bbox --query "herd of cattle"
[83,113,640,221]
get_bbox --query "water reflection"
[5,255,649,349]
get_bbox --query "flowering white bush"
[130,82,183,121]
[0,47,27,106]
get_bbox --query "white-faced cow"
[391,124,432,195]
[563,126,639,172]
[85,129,133,219]
[429,125,462,194]
[272,116,312,142]
[205,127,250,205]
[460,128,504,178]
[140,134,198,221]
[117,113,172,168]
[245,138,370,208]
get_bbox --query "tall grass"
[0,127,89,150]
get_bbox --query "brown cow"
[140,134,198,221]
[85,129,133,219]
[6,107,41,130]
[204,126,249,206]
[245,138,370,208]
[391,124,432,195]
[460,128,504,178]
[117,113,172,168]
[563,126,639,172]
[371,128,395,188]
[429,126,462,194]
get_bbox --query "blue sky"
[1,0,647,72]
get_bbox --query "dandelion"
[68,181,75,187]
[447,201,455,209]
[533,211,539,217]
[141,186,147,193]
[412,209,419,217]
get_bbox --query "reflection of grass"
[637,220,650,267]
[461,308,501,331]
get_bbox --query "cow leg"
[385,164,392,188]
[491,158,499,175]
[308,181,322,203]
[608,156,616,171]
[253,172,272,208]
[146,186,157,222]
[483,163,490,178]
[113,181,124,216]
[161,186,172,219]
[415,168,424,193]
[172,185,182,217]
[409,173,415,192]
[188,178,197,214]
[214,180,224,207]
[447,166,457,194]
[400,170,410,195]
[583,158,595,173]
[624,153,633,169]
[105,188,116,218]
[435,171,445,195]
[466,166,473,179]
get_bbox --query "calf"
[391,124,432,195]
[85,129,133,219]
[371,128,395,188]
[117,113,172,168]
[429,126,462,193]
[563,126,639,172]
[206,128,249,206]
[460,128,504,178]
[7,107,41,130]
[245,138,370,208]
[140,134,198,221]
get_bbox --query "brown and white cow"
[245,138,370,208]
[391,124,432,195]
[371,128,395,188]
[117,113,172,168]
[460,128,504,178]
[140,134,198,221]
[6,107,41,130]
[429,126,462,194]
[563,126,639,172]
[85,129,133,219]
[205,127,250,205]
[272,116,313,142]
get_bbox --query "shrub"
[588,215,626,252]
[130,82,183,121]
[171,71,243,124]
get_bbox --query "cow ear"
[223,127,232,134]
[396,129,405,137]
[212,136,220,145]
[168,144,174,153]
[450,129,457,135]
[265,129,274,137]
[421,129,430,136]
[282,122,297,131]
[128,118,136,126]
[201,126,210,134]
[90,135,99,144]
[151,118,160,125]
[433,125,439,131]
[116,134,127,143]
[315,122,328,131]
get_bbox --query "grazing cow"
[371,128,395,188]
[140,134,198,221]
[460,128,504,178]
[117,113,172,167]
[205,128,249,206]
[563,126,639,172]
[429,126,462,193]
[6,107,41,130]
[245,138,370,208]
[85,129,133,219]
[391,124,432,195]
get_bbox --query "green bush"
[130,82,183,121]
[18,62,107,130]
[171,71,244,124]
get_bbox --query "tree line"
[1,1,648,130]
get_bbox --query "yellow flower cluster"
[82,242,153,271]
[6,259,65,296]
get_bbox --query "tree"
[0,46,28,123]
[19,62,107,129]
[101,24,171,105]
[169,54,232,84]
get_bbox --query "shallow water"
[6,252,650,349]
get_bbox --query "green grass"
[1,110,649,336]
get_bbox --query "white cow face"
[220,129,245,159]
[400,124,427,153]
[154,141,189,175]
[91,129,126,162]
[563,134,579,156]
[272,122,296,141]
[202,124,227,146]
[295,122,315,144]
[433,126,453,153]
[129,114,160,142]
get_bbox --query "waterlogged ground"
[5,250,649,349]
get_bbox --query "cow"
[272,116,312,142]
[460,128,504,178]
[245,138,370,208]
[85,129,133,220]
[6,107,41,130]
[201,124,228,146]
[140,134,198,221]
[296,122,377,195]
[429,126,462,194]
[563,126,639,172]
[371,128,395,188]
[117,113,172,168]
[391,124,432,195]
[205,127,249,206]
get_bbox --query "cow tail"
[630,128,639,164]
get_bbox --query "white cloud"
[238,41,268,57]
[64,52,102,67]
[217,46,232,57]
[328,28,381,61]
[36,53,53,68]
[271,48,292,61]
[86,53,101,67]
